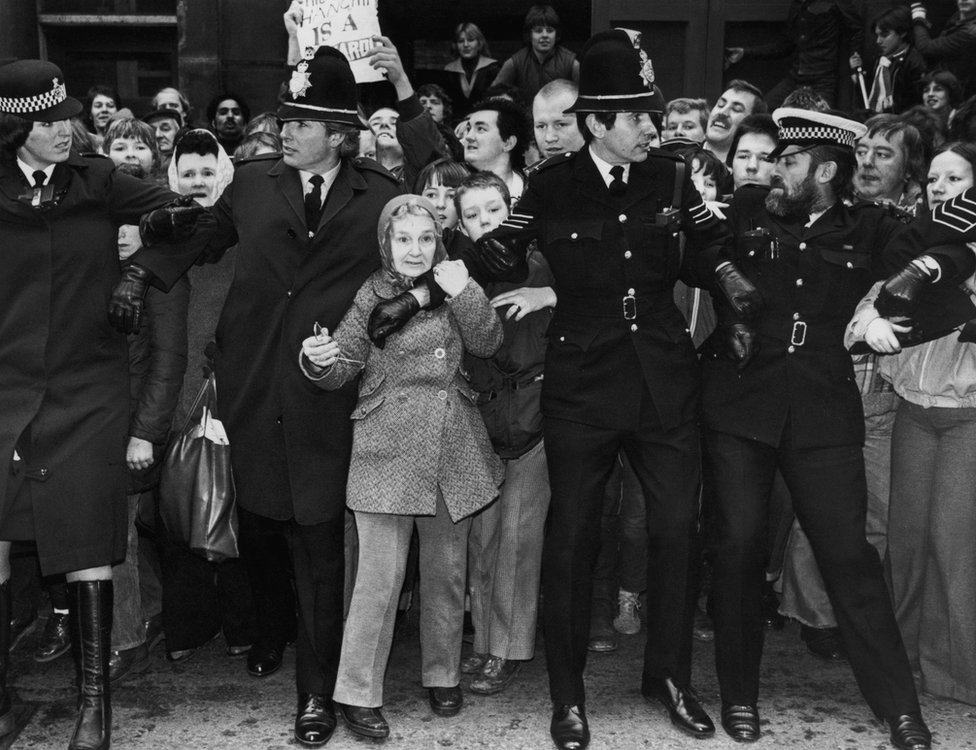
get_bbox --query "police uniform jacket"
[701,185,976,450]
[0,153,183,574]
[490,147,730,431]
[138,155,403,525]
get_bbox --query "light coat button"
[434,348,446,359]
[793,312,800,321]
[570,232,578,240]
[619,214,628,223]
[787,345,795,353]
[559,336,565,342]
[795,278,804,287]
[627,288,635,295]
[799,242,807,250]
[624,250,632,259]
[286,290,292,297]
[748,250,756,257]
[846,261,853,268]
[308,230,315,238]
[437,390,447,400]
[630,323,638,332]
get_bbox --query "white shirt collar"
[17,158,55,187]
[588,146,630,189]
[299,161,342,205]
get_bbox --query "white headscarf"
[167,128,235,204]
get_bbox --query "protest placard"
[295,0,384,83]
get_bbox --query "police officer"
[701,108,972,749]
[485,30,757,750]
[110,48,403,746]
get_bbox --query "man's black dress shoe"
[247,641,284,677]
[337,703,390,739]
[294,693,336,747]
[550,704,589,750]
[887,713,931,750]
[428,685,463,716]
[642,677,715,737]
[721,703,760,743]
[801,625,847,661]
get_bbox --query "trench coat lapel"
[268,159,306,228]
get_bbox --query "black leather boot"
[68,580,112,750]
[0,580,15,736]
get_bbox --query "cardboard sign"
[296,0,384,83]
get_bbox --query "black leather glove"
[108,262,153,334]
[139,194,206,247]
[469,236,529,282]
[723,322,760,371]
[875,258,935,319]
[715,262,762,321]
[367,291,421,348]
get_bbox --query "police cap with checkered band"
[769,107,867,158]
[0,60,82,122]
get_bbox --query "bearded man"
[698,108,975,750]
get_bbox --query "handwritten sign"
[296,0,384,83]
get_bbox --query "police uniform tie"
[305,174,324,231]
[608,165,627,196]
[32,170,47,188]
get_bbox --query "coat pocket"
[350,395,386,421]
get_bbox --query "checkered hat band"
[778,125,856,148]
[0,82,67,115]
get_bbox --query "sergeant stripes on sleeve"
[688,198,715,226]
[500,210,533,230]
[932,192,976,234]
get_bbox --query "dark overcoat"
[491,148,730,432]
[0,153,181,574]
[141,155,402,525]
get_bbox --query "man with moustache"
[206,92,249,154]
[703,80,767,162]
[484,30,757,750]
[700,107,972,749]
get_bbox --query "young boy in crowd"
[850,6,926,114]
[459,172,556,696]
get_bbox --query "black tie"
[305,174,324,231]
[608,165,626,196]
[32,170,47,188]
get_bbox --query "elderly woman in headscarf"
[154,128,258,664]
[300,194,503,738]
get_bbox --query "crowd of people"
[2,1,976,749]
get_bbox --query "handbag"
[157,371,239,562]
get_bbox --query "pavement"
[5,612,976,749]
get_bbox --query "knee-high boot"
[68,580,112,750]
[0,580,15,736]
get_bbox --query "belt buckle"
[791,321,807,346]
[622,294,637,320]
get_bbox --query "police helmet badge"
[289,60,312,99]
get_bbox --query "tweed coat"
[306,273,504,522]
[0,153,183,574]
[138,155,403,525]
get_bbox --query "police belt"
[557,291,674,321]
[760,319,846,350]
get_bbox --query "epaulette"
[645,146,683,163]
[352,155,401,183]
[530,151,575,174]
[849,197,916,224]
[234,151,280,167]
